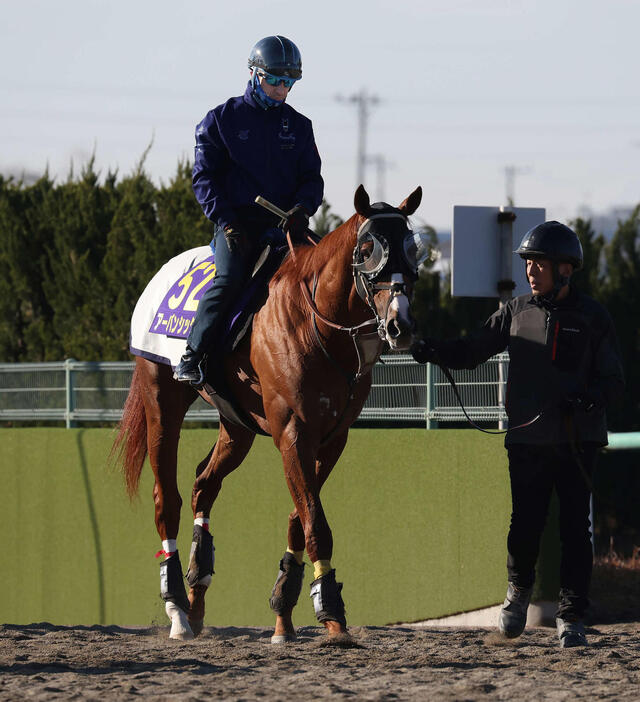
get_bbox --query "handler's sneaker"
[556,617,588,648]
[498,583,532,639]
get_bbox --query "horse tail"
[111,362,148,498]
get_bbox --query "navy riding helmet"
[248,35,302,79]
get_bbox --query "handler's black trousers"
[506,443,597,621]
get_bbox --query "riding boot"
[498,582,532,638]
[174,346,207,387]
[556,617,588,648]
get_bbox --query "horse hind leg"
[139,359,197,640]
[270,511,306,643]
[186,419,255,636]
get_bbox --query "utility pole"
[504,165,531,206]
[366,154,394,202]
[336,88,380,189]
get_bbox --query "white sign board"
[452,206,546,298]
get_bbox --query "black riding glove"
[224,225,251,256]
[562,391,603,414]
[282,205,310,243]
[410,337,441,365]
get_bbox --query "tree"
[570,217,605,299]
[601,206,640,431]
[40,160,119,360]
[311,200,344,237]
[0,173,57,361]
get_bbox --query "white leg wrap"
[166,601,194,640]
[162,539,177,554]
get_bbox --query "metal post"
[336,89,380,189]
[65,358,77,429]
[426,362,436,430]
[590,494,595,554]
[496,208,516,430]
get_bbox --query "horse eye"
[360,241,374,259]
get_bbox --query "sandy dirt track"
[1,622,639,701]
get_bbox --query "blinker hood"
[353,212,431,279]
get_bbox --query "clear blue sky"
[1,0,638,230]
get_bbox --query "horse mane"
[272,213,360,284]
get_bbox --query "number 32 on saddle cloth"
[129,244,283,370]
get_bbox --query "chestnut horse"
[112,185,423,642]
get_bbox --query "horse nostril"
[387,319,402,338]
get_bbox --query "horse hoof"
[166,601,194,640]
[189,618,204,637]
[271,633,297,644]
[170,627,194,641]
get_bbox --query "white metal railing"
[0,354,509,428]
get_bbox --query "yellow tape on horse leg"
[313,560,332,580]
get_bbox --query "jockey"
[175,35,324,385]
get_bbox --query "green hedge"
[1,427,513,626]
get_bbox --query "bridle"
[299,211,415,382]
[352,213,413,326]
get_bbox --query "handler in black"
[175,35,324,385]
[412,221,624,648]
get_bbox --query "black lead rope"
[440,360,607,507]
[564,411,602,498]
[442,364,608,502]
[438,364,542,435]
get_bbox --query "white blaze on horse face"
[385,274,413,349]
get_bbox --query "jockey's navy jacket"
[192,82,324,236]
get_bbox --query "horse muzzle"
[384,285,414,350]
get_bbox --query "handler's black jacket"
[433,286,624,446]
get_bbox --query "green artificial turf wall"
[1,427,516,627]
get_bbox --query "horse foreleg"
[186,419,255,636]
[273,424,350,640]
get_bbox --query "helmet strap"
[546,262,568,302]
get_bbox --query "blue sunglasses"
[259,70,297,89]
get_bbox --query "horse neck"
[308,216,369,324]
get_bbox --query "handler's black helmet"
[515,221,583,270]
[248,35,302,79]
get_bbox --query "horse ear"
[398,186,422,217]
[354,184,370,216]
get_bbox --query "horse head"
[352,185,426,351]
